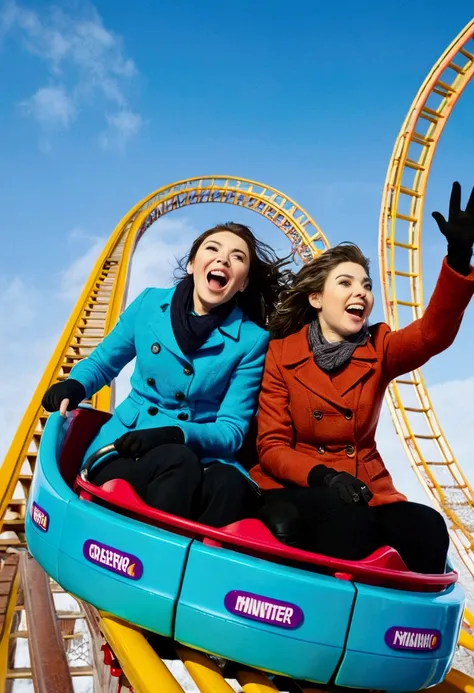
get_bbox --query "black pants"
[89,443,260,528]
[260,486,449,574]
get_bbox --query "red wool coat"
[250,259,474,506]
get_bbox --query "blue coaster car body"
[26,408,465,690]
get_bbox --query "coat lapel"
[197,303,243,353]
[148,287,243,358]
[332,341,378,397]
[148,286,187,361]
[282,325,378,408]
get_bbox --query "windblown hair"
[176,222,291,328]
[269,242,371,339]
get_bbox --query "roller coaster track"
[379,19,474,579]
[0,176,330,691]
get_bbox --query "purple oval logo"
[31,502,49,533]
[224,590,304,629]
[83,540,143,580]
[385,626,441,651]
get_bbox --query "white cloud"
[59,228,107,300]
[99,109,144,151]
[21,85,75,128]
[2,0,142,148]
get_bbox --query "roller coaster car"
[26,407,465,691]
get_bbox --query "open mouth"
[207,270,229,291]
[345,305,365,320]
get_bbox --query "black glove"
[307,464,373,504]
[114,426,185,459]
[42,378,86,412]
[432,182,474,276]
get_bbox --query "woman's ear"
[308,292,321,310]
[239,277,249,292]
[186,261,194,275]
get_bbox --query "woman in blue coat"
[42,222,287,527]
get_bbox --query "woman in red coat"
[251,182,474,574]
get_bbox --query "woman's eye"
[206,245,218,252]
[340,280,350,287]
[232,254,244,262]
[365,284,373,291]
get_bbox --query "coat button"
[175,392,185,401]
[344,409,353,420]
[177,412,189,421]
[147,378,156,386]
[148,406,158,416]
[151,343,161,354]
[183,365,194,376]
[317,445,326,454]
[312,410,323,421]
[345,444,355,456]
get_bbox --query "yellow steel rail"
[0,175,329,691]
[378,20,474,577]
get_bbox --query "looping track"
[378,19,474,576]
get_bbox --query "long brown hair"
[176,222,291,328]
[269,242,371,339]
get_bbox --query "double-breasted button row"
[316,444,355,456]
[313,409,353,421]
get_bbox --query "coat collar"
[280,324,378,407]
[149,285,244,359]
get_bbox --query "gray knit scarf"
[308,319,369,372]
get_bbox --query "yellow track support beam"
[445,668,474,693]
[176,646,236,692]
[0,561,20,693]
[100,614,184,693]
[237,669,279,691]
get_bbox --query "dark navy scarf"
[170,275,235,355]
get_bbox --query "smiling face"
[308,261,374,342]
[187,231,251,314]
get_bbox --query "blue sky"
[1,2,474,512]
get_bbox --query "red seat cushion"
[75,477,457,592]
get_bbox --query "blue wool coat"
[70,286,269,477]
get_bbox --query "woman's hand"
[432,182,474,275]
[114,426,185,459]
[42,379,86,418]
[307,464,373,504]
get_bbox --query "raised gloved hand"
[307,464,373,504]
[42,378,86,417]
[432,181,474,276]
[114,426,185,459]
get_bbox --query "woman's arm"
[179,331,269,458]
[69,289,151,398]
[382,182,474,381]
